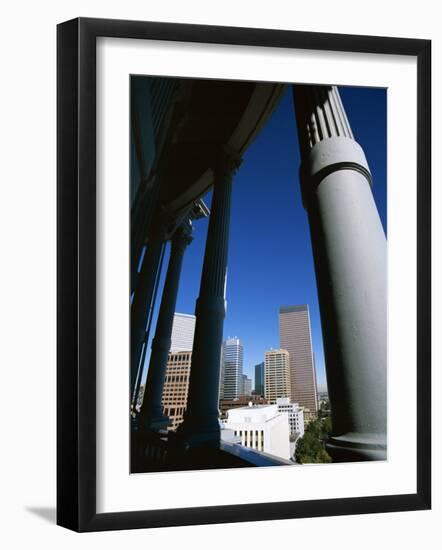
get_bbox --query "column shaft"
[293,84,387,461]
[139,226,192,431]
[131,174,161,293]
[178,151,240,446]
[131,243,166,408]
[130,235,165,399]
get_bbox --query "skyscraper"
[241,374,252,396]
[254,362,265,396]
[279,305,318,416]
[162,350,192,431]
[160,313,195,430]
[264,349,291,404]
[170,313,196,352]
[220,337,243,400]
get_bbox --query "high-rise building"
[159,313,196,430]
[264,349,291,404]
[241,374,252,396]
[161,350,192,431]
[279,305,318,416]
[254,362,265,396]
[220,337,243,400]
[170,313,196,352]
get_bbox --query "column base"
[326,432,387,462]
[138,412,171,433]
[173,416,221,449]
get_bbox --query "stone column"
[131,243,165,409]
[131,173,162,293]
[130,228,166,400]
[138,223,193,431]
[177,148,241,446]
[292,85,387,461]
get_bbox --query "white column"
[293,85,387,461]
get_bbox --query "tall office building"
[220,337,243,400]
[254,362,265,396]
[264,349,291,404]
[170,313,196,352]
[160,313,196,430]
[162,350,192,431]
[241,374,252,396]
[279,305,318,416]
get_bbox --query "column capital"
[171,221,193,253]
[293,85,372,208]
[212,145,242,177]
[293,84,355,156]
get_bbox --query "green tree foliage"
[318,398,331,419]
[295,417,332,464]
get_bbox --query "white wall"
[266,413,291,460]
[0,1,439,548]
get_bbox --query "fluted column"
[177,148,241,446]
[138,223,193,431]
[130,226,166,400]
[131,173,162,293]
[293,85,387,461]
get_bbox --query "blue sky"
[143,84,386,391]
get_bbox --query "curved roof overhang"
[156,79,286,218]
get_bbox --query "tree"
[295,417,332,464]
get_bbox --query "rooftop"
[279,304,308,314]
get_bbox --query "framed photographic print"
[57,17,431,531]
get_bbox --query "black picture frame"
[57,17,431,532]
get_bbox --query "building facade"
[170,312,196,352]
[223,404,291,461]
[161,350,192,431]
[220,337,244,400]
[152,313,196,431]
[276,397,305,437]
[264,349,291,404]
[241,374,252,396]
[279,305,318,416]
[254,362,265,396]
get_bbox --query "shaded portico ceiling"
[157,79,286,216]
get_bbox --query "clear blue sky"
[143,84,386,391]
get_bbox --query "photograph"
[129,76,387,474]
